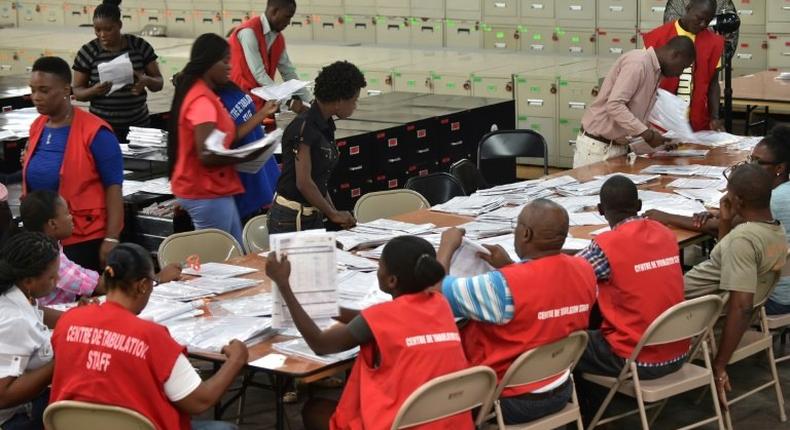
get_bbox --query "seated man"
[684,163,787,404]
[574,175,689,420]
[437,199,597,425]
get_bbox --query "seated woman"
[71,0,164,141]
[265,236,473,430]
[168,34,275,245]
[16,190,181,306]
[646,126,790,314]
[49,243,249,430]
[24,56,124,272]
[0,232,60,429]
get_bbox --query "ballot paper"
[673,188,725,208]
[97,53,134,95]
[335,219,435,250]
[457,220,513,239]
[431,195,506,216]
[269,230,338,329]
[649,89,695,142]
[563,237,592,251]
[251,79,311,102]
[556,179,606,197]
[479,234,519,262]
[182,262,258,279]
[166,316,275,352]
[336,250,378,272]
[184,277,260,294]
[569,212,607,226]
[640,195,708,217]
[595,173,662,185]
[338,270,390,311]
[151,282,216,301]
[477,205,524,224]
[139,297,202,323]
[640,164,726,178]
[127,126,167,147]
[235,129,283,174]
[213,293,273,317]
[552,196,600,214]
[272,338,359,364]
[667,178,726,190]
[449,238,494,277]
[651,149,710,158]
[204,128,282,159]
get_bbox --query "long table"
[730,70,790,135]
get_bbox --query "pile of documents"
[569,212,607,226]
[552,195,600,214]
[251,79,311,102]
[640,165,726,178]
[335,219,435,250]
[212,293,273,317]
[457,220,512,239]
[273,338,359,364]
[98,52,133,94]
[0,107,38,140]
[122,177,172,197]
[336,250,378,272]
[667,178,726,190]
[127,126,167,147]
[152,277,260,301]
[431,195,506,216]
[449,238,494,277]
[673,188,725,209]
[639,194,708,217]
[138,297,203,323]
[204,128,282,174]
[182,262,258,279]
[337,270,390,311]
[167,316,275,352]
[477,205,524,224]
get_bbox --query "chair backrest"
[630,295,725,362]
[404,172,467,206]
[44,400,155,430]
[391,366,498,430]
[450,159,488,195]
[157,228,243,267]
[477,130,548,181]
[242,214,270,254]
[353,189,431,223]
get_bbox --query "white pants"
[572,133,628,168]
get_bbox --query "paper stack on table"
[652,149,710,158]
[673,188,725,209]
[98,52,134,94]
[337,270,390,311]
[151,282,217,301]
[166,316,275,352]
[457,220,513,239]
[123,177,172,197]
[336,250,378,272]
[640,195,708,217]
[667,178,726,190]
[477,205,525,224]
[595,173,661,185]
[212,293,273,317]
[556,179,607,197]
[640,164,726,178]
[183,277,260,294]
[552,196,600,214]
[270,230,338,329]
[431,195,506,216]
[563,236,592,251]
[127,126,167,147]
[273,338,359,364]
[182,262,258,279]
[251,79,311,101]
[139,297,203,323]
[569,212,607,226]
[0,107,38,139]
[335,219,435,250]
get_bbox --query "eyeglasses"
[746,155,782,166]
[723,161,745,181]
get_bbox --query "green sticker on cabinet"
[532,124,541,130]
[446,19,455,27]
[473,76,482,82]
[407,80,416,87]
[516,77,526,83]
[530,86,540,93]
[518,115,527,121]
[496,31,505,39]
[559,80,568,86]
[370,78,379,84]
[572,36,580,43]
[447,83,456,89]
[533,34,542,41]
[487,85,496,92]
[559,118,569,125]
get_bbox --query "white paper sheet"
[272,338,358,364]
[449,238,494,277]
[251,79,311,101]
[569,212,607,226]
[181,262,258,279]
[667,178,726,190]
[651,149,710,158]
[649,89,695,141]
[205,128,282,159]
[235,129,283,173]
[97,53,134,94]
[563,237,592,251]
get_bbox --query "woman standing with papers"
[168,34,276,245]
[71,0,164,142]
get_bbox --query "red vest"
[643,21,724,131]
[24,108,117,246]
[49,301,191,430]
[462,255,597,397]
[331,292,473,430]
[229,16,285,109]
[171,80,244,199]
[594,219,690,363]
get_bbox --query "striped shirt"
[72,35,158,130]
[37,250,99,306]
[576,216,643,281]
[441,270,515,324]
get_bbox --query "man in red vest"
[643,0,725,131]
[437,199,597,425]
[228,0,312,113]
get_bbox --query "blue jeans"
[499,379,573,425]
[766,298,790,315]
[191,420,238,430]
[2,388,48,430]
[178,197,244,246]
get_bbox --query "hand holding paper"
[251,80,311,102]
[97,53,134,95]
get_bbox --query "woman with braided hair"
[0,232,60,429]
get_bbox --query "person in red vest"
[24,56,124,272]
[228,0,312,113]
[50,243,249,430]
[575,175,689,419]
[168,34,276,246]
[643,0,725,132]
[436,199,597,425]
[265,236,473,430]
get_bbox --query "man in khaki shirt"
[684,164,787,411]
[574,36,696,168]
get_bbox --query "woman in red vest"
[50,243,249,430]
[24,56,124,272]
[168,34,276,245]
[266,236,473,430]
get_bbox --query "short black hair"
[267,0,296,9]
[314,61,366,103]
[688,0,717,12]
[94,0,122,22]
[32,56,72,84]
[665,35,697,61]
[20,190,61,233]
[600,175,640,213]
[380,236,445,294]
[103,243,155,292]
[761,125,790,173]
[0,232,59,295]
[727,163,774,209]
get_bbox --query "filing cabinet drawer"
[517,116,557,166]
[431,72,473,96]
[515,76,557,117]
[639,0,665,30]
[768,34,790,69]
[598,0,637,29]
[361,70,394,95]
[446,0,482,20]
[558,117,581,159]
[193,9,223,36]
[484,0,518,18]
[597,29,637,58]
[471,75,514,99]
[556,0,595,23]
[733,34,767,71]
[64,3,91,27]
[412,0,444,18]
[556,28,596,56]
[445,19,482,49]
[392,70,433,93]
[284,14,313,41]
[377,0,409,16]
[734,0,766,33]
[410,18,443,47]
[518,25,557,54]
[558,79,596,118]
[344,15,375,44]
[520,0,554,21]
[345,0,376,15]
[482,24,519,51]
[767,0,790,29]
[313,15,344,42]
[165,6,194,38]
[375,16,410,46]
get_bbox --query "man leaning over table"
[573,36,696,168]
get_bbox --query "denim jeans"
[191,420,239,430]
[765,298,790,315]
[266,201,324,234]
[178,196,244,246]
[499,379,573,425]
[2,388,48,430]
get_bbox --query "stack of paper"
[595,173,661,185]
[458,220,513,239]
[477,205,525,224]
[0,107,38,139]
[556,179,606,196]
[652,149,710,158]
[123,177,172,196]
[151,282,217,301]
[139,297,202,323]
[673,188,725,208]
[336,251,378,272]
[335,219,435,250]
[569,212,607,226]
[127,126,167,147]
[182,262,258,279]
[273,338,359,364]
[337,270,390,311]
[640,164,726,178]
[563,236,592,251]
[166,316,275,352]
[640,195,708,217]
[667,178,726,190]
[203,129,282,174]
[251,79,311,101]
[552,196,600,214]
[479,234,519,261]
[270,230,339,329]
[213,293,273,317]
[184,277,260,294]
[431,195,506,216]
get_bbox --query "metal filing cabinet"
[193,2,224,36]
[344,15,376,44]
[410,18,443,47]
[597,0,636,30]
[165,2,194,38]
[557,117,580,166]
[767,0,790,33]
[16,1,35,26]
[733,34,768,72]
[64,3,91,27]
[519,0,554,24]
[430,71,472,96]
[445,0,482,20]
[283,13,312,41]
[345,0,376,15]
[309,0,342,15]
[377,0,409,17]
[313,15,344,42]
[768,34,790,68]
[734,0,765,33]
[139,2,166,32]
[518,116,557,166]
[514,73,558,118]
[0,1,16,27]
[556,28,597,56]
[18,1,64,27]
[555,0,595,27]
[483,0,519,24]
[445,19,482,49]
[482,24,519,50]
[221,1,251,35]
[597,29,637,58]
[411,0,444,19]
[639,0,665,31]
[519,26,557,54]
[558,64,599,121]
[392,68,433,94]
[376,16,410,46]
[470,66,518,99]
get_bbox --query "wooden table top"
[730,71,790,105]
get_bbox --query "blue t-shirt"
[218,87,280,219]
[26,126,124,192]
[770,181,790,305]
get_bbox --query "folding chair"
[477,331,589,430]
[404,172,467,206]
[157,228,243,267]
[391,366,498,430]
[242,214,270,254]
[450,158,488,195]
[477,130,549,185]
[767,312,790,364]
[44,400,155,430]
[583,295,726,430]
[353,189,430,223]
